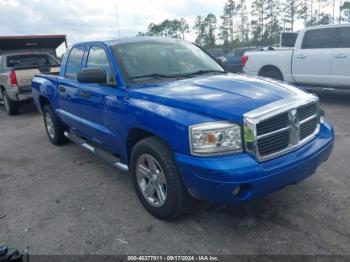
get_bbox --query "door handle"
[296,54,306,59]
[58,86,66,92]
[335,53,347,59]
[80,91,91,99]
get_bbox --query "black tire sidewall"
[3,91,19,115]
[130,137,188,220]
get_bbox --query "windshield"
[112,40,224,82]
[6,54,59,69]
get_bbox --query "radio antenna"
[115,2,121,39]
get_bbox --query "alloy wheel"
[136,154,167,207]
[45,112,55,139]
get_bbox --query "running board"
[64,131,129,172]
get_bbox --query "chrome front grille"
[256,112,289,136]
[298,103,317,120]
[298,103,319,141]
[257,129,290,156]
[244,95,320,162]
[300,117,318,140]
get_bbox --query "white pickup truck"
[243,24,350,94]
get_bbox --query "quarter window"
[65,46,85,79]
[301,28,338,49]
[339,27,350,48]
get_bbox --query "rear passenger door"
[77,44,119,147]
[57,45,86,129]
[292,28,337,86]
[330,26,350,88]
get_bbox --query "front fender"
[121,97,216,161]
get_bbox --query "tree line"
[138,0,349,48]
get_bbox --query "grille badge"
[289,109,300,145]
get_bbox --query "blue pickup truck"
[32,37,334,220]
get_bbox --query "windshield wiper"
[129,73,184,80]
[129,70,226,81]
[180,69,226,78]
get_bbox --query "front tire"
[43,105,67,145]
[3,90,20,115]
[130,137,192,220]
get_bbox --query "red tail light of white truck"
[9,69,18,87]
[241,55,249,67]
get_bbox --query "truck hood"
[130,74,308,123]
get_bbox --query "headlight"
[189,122,242,156]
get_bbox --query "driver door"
[77,44,120,150]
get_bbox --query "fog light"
[232,186,241,196]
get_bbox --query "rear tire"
[3,90,20,116]
[43,105,67,145]
[130,137,192,220]
[260,69,284,81]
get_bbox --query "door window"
[301,28,338,49]
[339,27,350,48]
[87,46,115,84]
[65,46,85,79]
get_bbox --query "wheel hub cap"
[136,154,167,207]
[45,112,55,139]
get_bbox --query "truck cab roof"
[70,36,187,49]
[301,23,350,31]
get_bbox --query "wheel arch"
[258,65,284,80]
[126,128,173,166]
[38,95,52,111]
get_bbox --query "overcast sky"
[0,0,228,49]
[0,0,342,54]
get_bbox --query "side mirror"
[77,67,107,84]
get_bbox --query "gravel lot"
[0,94,349,255]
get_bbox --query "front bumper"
[175,121,334,204]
